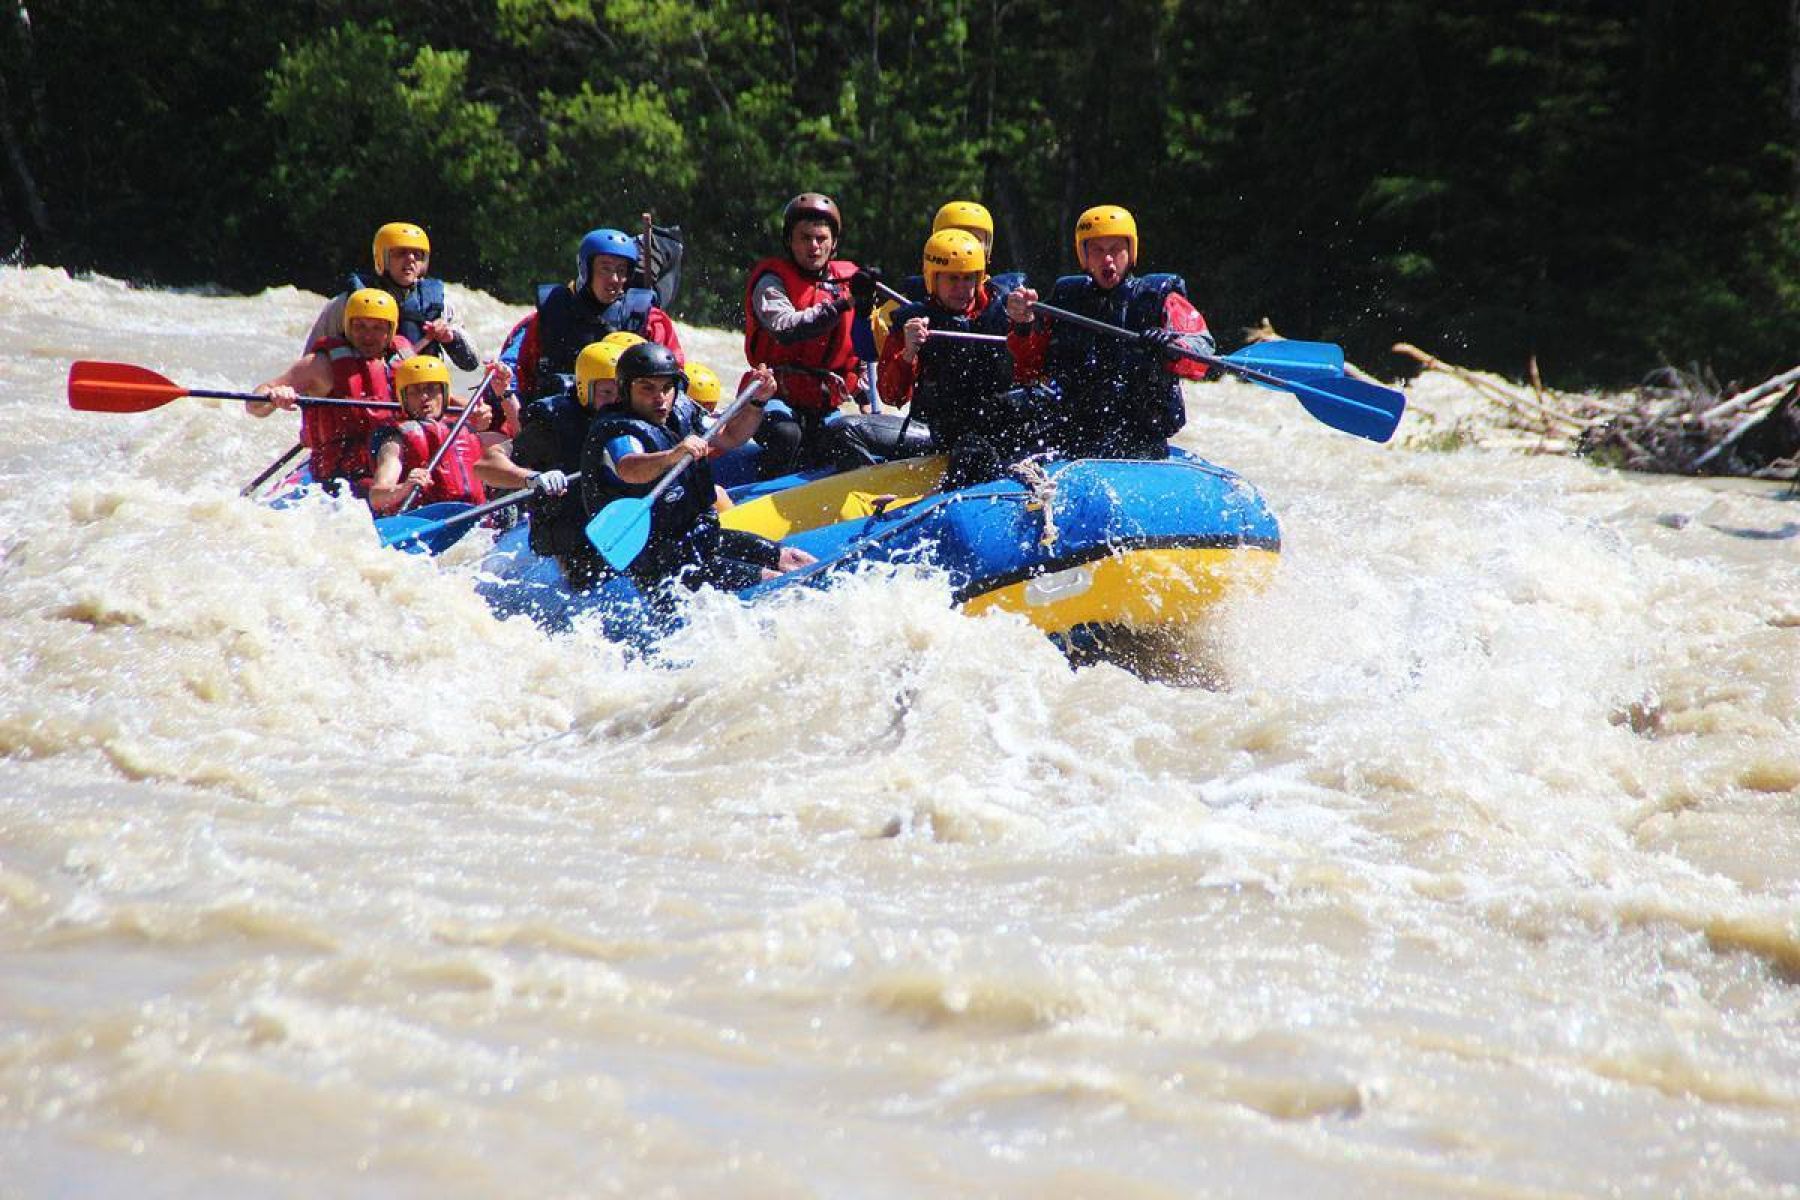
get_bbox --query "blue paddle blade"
[375,501,477,554]
[1224,339,1345,382]
[585,497,654,571]
[1284,374,1407,443]
[376,516,435,553]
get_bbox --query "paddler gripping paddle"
[374,472,584,555]
[872,278,1348,376]
[389,361,502,514]
[1024,301,1405,443]
[584,376,768,572]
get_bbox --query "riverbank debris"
[1389,343,1800,479]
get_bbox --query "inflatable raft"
[471,449,1281,648]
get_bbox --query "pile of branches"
[1391,343,1800,479]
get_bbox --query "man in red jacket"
[741,192,887,477]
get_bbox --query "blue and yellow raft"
[473,449,1281,647]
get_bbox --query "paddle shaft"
[1030,298,1370,408]
[642,386,761,505]
[208,390,419,411]
[389,472,584,544]
[396,365,499,513]
[240,442,306,497]
[924,329,1006,344]
[875,279,1008,345]
[874,279,911,308]
[224,390,472,413]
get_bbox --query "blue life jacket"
[1042,272,1187,459]
[580,396,716,575]
[512,389,593,556]
[534,283,656,385]
[346,271,446,349]
[891,274,1022,448]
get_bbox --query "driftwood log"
[1390,342,1800,479]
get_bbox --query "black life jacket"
[533,283,656,388]
[891,274,1022,444]
[513,390,593,556]
[580,397,716,572]
[346,271,446,351]
[1043,272,1187,459]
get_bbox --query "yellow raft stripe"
[721,456,948,540]
[962,545,1280,636]
[722,456,1277,635]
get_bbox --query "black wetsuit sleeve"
[510,419,557,471]
[446,331,481,371]
[719,527,782,569]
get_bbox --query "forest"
[4,0,1796,387]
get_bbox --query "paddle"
[868,284,1344,362]
[919,329,1006,344]
[584,385,761,571]
[1027,301,1406,444]
[392,365,500,514]
[239,442,306,498]
[1222,339,1345,382]
[873,278,914,309]
[67,360,466,415]
[376,471,583,554]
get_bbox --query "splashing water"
[2,266,1796,1197]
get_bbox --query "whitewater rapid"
[1,266,1796,1197]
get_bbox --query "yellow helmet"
[343,288,399,337]
[393,354,451,394]
[372,222,430,274]
[574,339,632,406]
[922,228,986,296]
[1073,205,1137,265]
[684,363,722,410]
[932,200,993,246]
[599,330,647,352]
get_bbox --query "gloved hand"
[1138,327,1182,355]
[848,267,883,305]
[529,469,569,497]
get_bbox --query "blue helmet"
[576,228,640,291]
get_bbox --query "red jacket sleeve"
[502,314,541,400]
[877,328,919,406]
[647,308,684,364]
[1164,292,1212,381]
[1007,321,1051,384]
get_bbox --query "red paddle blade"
[67,360,187,412]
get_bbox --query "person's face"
[401,381,447,421]
[1081,235,1133,289]
[628,375,678,423]
[385,245,429,287]
[788,220,836,272]
[346,316,392,355]
[585,378,620,408]
[587,254,633,303]
[932,269,982,313]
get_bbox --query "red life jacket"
[742,256,861,413]
[388,419,487,506]
[303,335,411,483]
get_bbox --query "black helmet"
[781,192,842,241]
[616,341,687,392]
